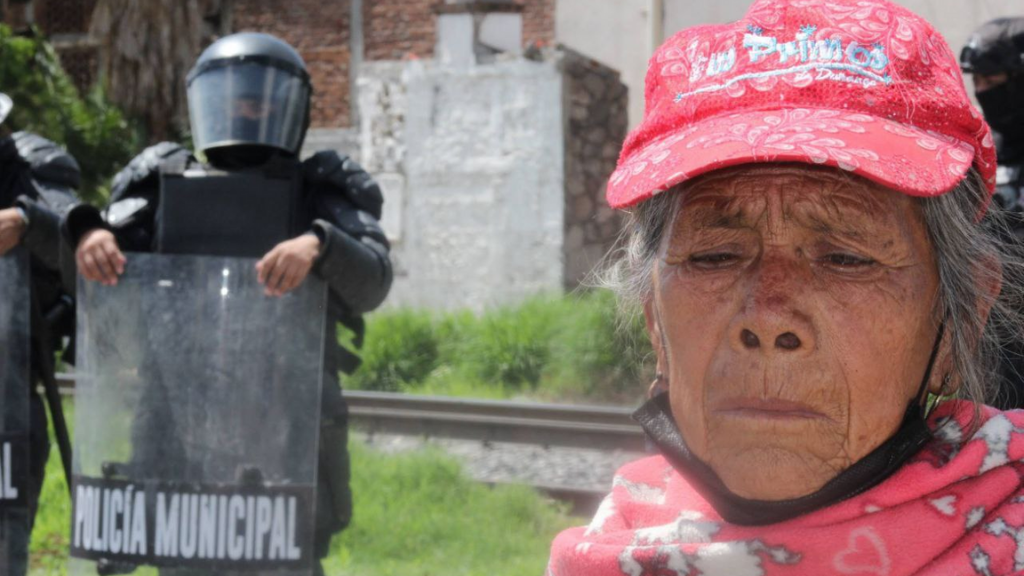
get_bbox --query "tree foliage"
[0,25,139,204]
[89,0,223,142]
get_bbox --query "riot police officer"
[64,33,392,575]
[962,19,1024,409]
[962,18,1024,205]
[0,91,80,575]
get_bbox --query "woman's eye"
[689,253,739,267]
[823,253,876,268]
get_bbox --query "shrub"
[0,25,139,204]
[461,297,560,390]
[349,291,653,403]
[348,309,439,392]
[543,290,653,400]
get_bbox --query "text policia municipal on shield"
[0,440,19,501]
[0,433,28,508]
[70,478,314,569]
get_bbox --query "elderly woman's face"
[649,164,942,500]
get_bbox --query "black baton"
[35,295,74,495]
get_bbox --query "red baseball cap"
[607,0,997,209]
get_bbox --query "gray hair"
[603,167,1024,410]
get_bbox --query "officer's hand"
[256,235,321,297]
[0,208,26,256]
[77,228,126,286]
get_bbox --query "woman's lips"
[714,398,830,422]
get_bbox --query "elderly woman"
[546,0,1024,574]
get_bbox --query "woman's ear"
[975,252,1003,333]
[929,253,1003,396]
[644,298,669,397]
[928,331,955,396]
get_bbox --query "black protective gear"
[964,19,1024,408]
[977,77,1024,145]
[155,154,304,258]
[2,132,79,340]
[64,145,392,341]
[63,142,189,252]
[62,143,392,559]
[1,131,79,576]
[187,33,311,162]
[962,18,1024,156]
[961,18,1024,75]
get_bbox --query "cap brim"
[607,108,978,209]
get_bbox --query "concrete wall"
[359,59,566,311]
[556,0,1024,128]
[301,128,360,162]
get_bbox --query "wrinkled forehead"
[668,164,921,237]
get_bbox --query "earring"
[938,374,954,397]
[647,372,668,399]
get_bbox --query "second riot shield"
[0,248,31,575]
[69,253,326,575]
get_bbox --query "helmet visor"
[188,60,309,155]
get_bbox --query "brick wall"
[233,0,556,128]
[521,0,555,45]
[365,0,436,61]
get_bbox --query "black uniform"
[64,142,392,563]
[962,18,1024,408]
[0,131,79,570]
[66,33,392,573]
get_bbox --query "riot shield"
[70,253,326,575]
[0,248,31,574]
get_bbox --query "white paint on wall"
[437,13,477,68]
[360,60,566,311]
[375,172,405,242]
[479,12,524,55]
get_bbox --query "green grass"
[29,404,578,575]
[349,290,654,405]
[325,443,577,576]
[29,400,71,576]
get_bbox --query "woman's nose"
[739,328,803,351]
[732,254,814,354]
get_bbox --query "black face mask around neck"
[633,323,945,526]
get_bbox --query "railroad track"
[344,390,646,452]
[57,374,646,451]
[56,374,641,513]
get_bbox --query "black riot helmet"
[186,33,311,165]
[961,18,1024,147]
[961,18,1024,75]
